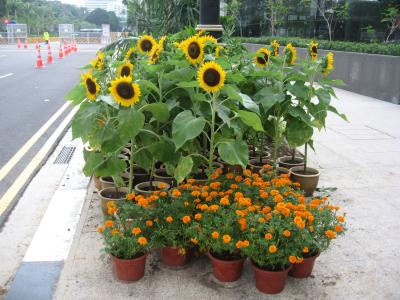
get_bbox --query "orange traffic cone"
[64,43,68,56]
[74,42,78,52]
[47,47,53,64]
[17,38,21,49]
[24,39,28,49]
[36,48,45,68]
[58,44,64,59]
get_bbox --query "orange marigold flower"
[201,191,209,198]
[270,190,279,196]
[238,218,247,231]
[107,206,117,215]
[127,193,135,201]
[296,257,304,264]
[222,234,232,243]
[220,197,230,205]
[166,216,173,222]
[325,230,336,239]
[258,217,265,223]
[216,168,223,174]
[226,172,234,179]
[138,236,148,245]
[105,220,114,228]
[230,183,238,189]
[200,204,209,211]
[182,216,191,224]
[235,176,243,182]
[283,230,291,237]
[211,231,219,239]
[111,228,119,236]
[303,247,309,253]
[210,173,218,179]
[294,216,302,224]
[171,189,182,197]
[274,194,284,203]
[242,240,249,247]
[194,213,202,220]
[210,182,221,189]
[97,226,104,233]
[289,255,297,264]
[208,204,219,212]
[269,245,277,253]
[146,220,153,227]
[262,164,272,169]
[132,227,141,235]
[336,215,345,222]
[235,241,243,248]
[159,191,167,197]
[265,233,273,240]
[335,225,343,232]
[191,238,199,245]
[191,190,201,197]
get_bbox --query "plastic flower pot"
[207,251,246,282]
[252,262,292,294]
[161,246,189,267]
[100,176,116,189]
[278,156,304,169]
[99,187,128,215]
[111,253,147,282]
[289,166,320,197]
[153,168,177,187]
[134,181,170,196]
[289,252,320,278]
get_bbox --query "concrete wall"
[245,43,400,105]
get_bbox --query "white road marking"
[0,73,13,79]
[44,99,50,102]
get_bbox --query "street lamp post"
[196,0,224,39]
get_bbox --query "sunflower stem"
[208,93,217,176]
[128,140,135,194]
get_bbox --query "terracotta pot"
[248,158,273,174]
[100,176,116,189]
[99,187,128,215]
[289,252,320,278]
[217,159,243,174]
[93,176,102,190]
[111,253,147,282]
[278,156,304,169]
[153,168,177,187]
[249,150,271,160]
[258,160,289,176]
[122,165,150,186]
[289,166,320,196]
[252,262,292,294]
[161,247,189,267]
[207,251,246,282]
[134,181,170,196]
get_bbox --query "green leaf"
[216,105,231,127]
[192,93,208,102]
[174,156,193,183]
[98,123,123,153]
[172,111,206,150]
[138,80,160,97]
[148,136,179,165]
[118,110,145,142]
[177,81,200,88]
[132,148,153,172]
[287,81,309,99]
[71,102,98,141]
[315,88,331,106]
[239,93,260,114]
[221,84,242,101]
[227,72,246,83]
[79,64,92,70]
[83,149,103,177]
[164,67,195,82]
[254,87,284,111]
[287,106,313,127]
[286,119,313,148]
[238,110,264,131]
[218,139,249,168]
[99,95,119,108]
[65,84,86,105]
[96,155,126,177]
[328,105,348,122]
[142,103,170,122]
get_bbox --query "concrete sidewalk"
[50,88,400,299]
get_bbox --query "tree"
[226,0,244,37]
[381,6,400,42]
[263,0,288,36]
[0,0,7,18]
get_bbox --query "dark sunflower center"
[141,40,153,52]
[257,53,268,65]
[86,78,97,94]
[312,46,317,55]
[203,68,220,87]
[188,42,201,59]
[116,82,134,99]
[121,66,131,77]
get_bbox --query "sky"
[58,0,84,7]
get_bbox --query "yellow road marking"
[0,102,70,182]
[0,106,78,216]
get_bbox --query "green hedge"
[239,36,400,57]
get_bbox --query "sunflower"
[148,44,161,65]
[197,61,226,93]
[195,29,205,37]
[199,35,218,45]
[158,36,167,50]
[81,72,100,101]
[271,40,280,56]
[322,52,334,75]
[215,46,226,57]
[91,51,105,70]
[118,61,133,77]
[309,41,318,61]
[254,48,271,67]
[109,76,141,107]
[125,47,135,61]
[284,43,296,65]
[183,36,204,65]
[137,35,156,55]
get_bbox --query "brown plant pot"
[134,180,170,196]
[249,150,271,160]
[252,263,292,294]
[191,170,209,186]
[207,251,246,282]
[100,176,116,189]
[217,159,243,174]
[248,158,273,174]
[99,187,128,215]
[278,156,304,169]
[153,168,177,187]
[289,252,320,278]
[258,160,289,176]
[111,253,147,282]
[93,176,102,190]
[122,165,150,187]
[161,247,189,267]
[289,166,320,196]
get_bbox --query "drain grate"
[54,146,76,164]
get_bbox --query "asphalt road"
[0,43,100,200]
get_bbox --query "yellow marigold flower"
[270,190,279,196]
[222,234,232,243]
[265,233,273,240]
[132,227,141,235]
[191,238,199,245]
[111,228,119,236]
[289,255,297,264]
[211,231,219,239]
[182,216,191,224]
[258,217,265,223]
[283,230,291,237]
[269,245,277,253]
[105,220,114,228]
[296,257,304,264]
[325,230,336,239]
[166,216,173,222]
[235,241,243,248]
[138,236,148,245]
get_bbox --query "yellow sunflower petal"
[125,47,136,61]
[117,60,134,77]
[182,36,204,65]
[109,76,141,107]
[322,52,334,75]
[271,40,280,56]
[81,72,100,101]
[254,48,271,68]
[309,41,318,61]
[284,43,296,65]
[137,35,156,55]
[197,61,226,93]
